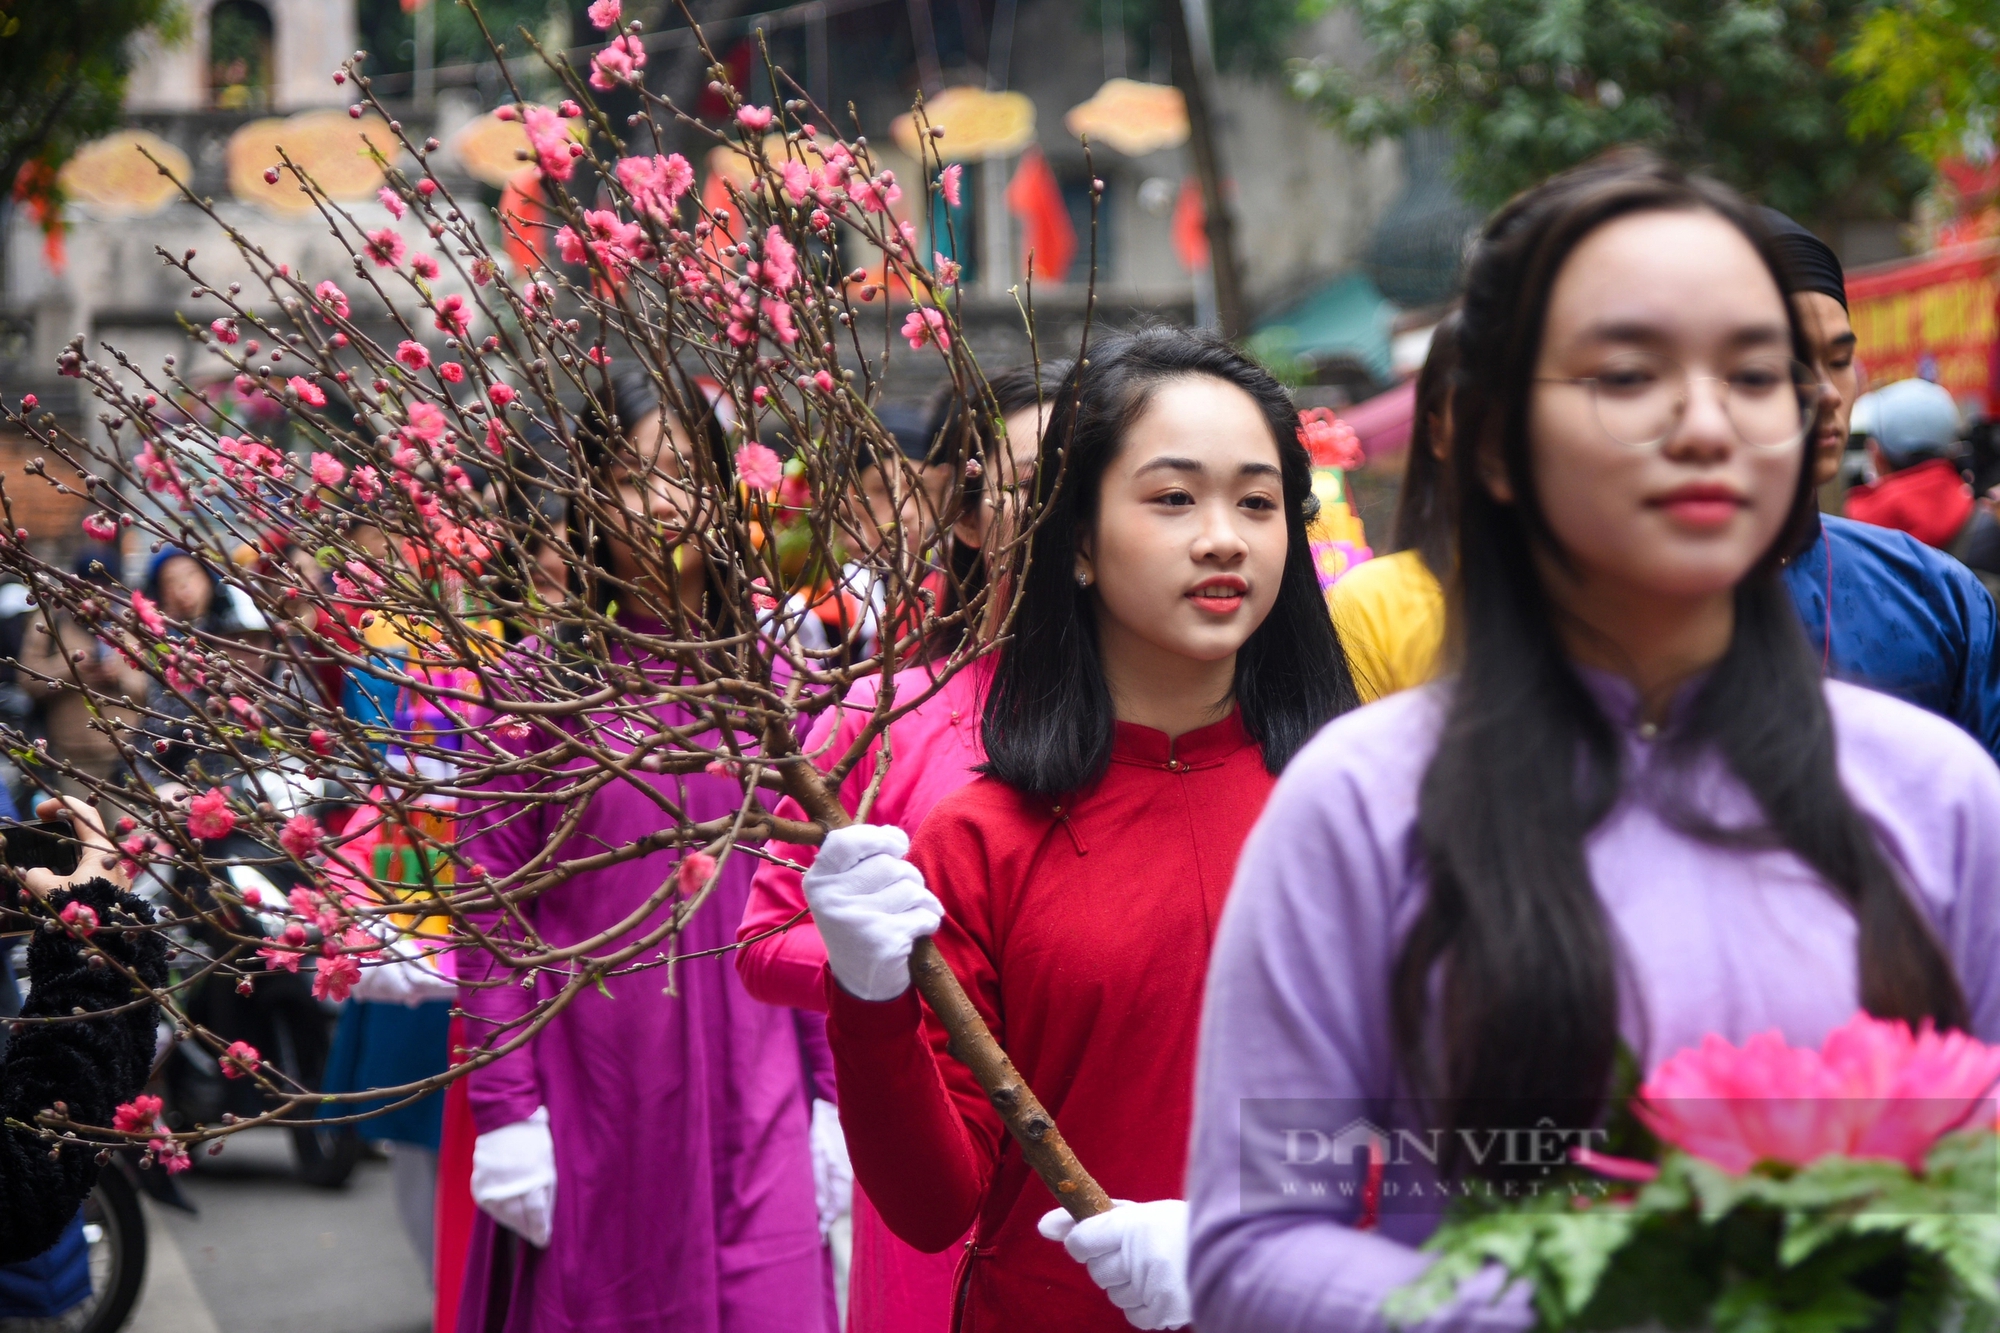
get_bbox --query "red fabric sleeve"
[825,803,1010,1253]
[738,803,834,1012]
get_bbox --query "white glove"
[801,824,943,1002]
[1038,1199,1192,1330]
[347,932,458,1007]
[471,1107,557,1248]
[810,1098,853,1241]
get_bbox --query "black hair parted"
[1395,149,1968,1180]
[1389,307,1462,578]
[979,326,1359,797]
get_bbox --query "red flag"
[1005,147,1076,284]
[1171,176,1208,273]
[496,174,547,276]
[700,168,740,265]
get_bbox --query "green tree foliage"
[1290,0,1929,223]
[1840,0,2000,165]
[0,0,185,193]
[355,0,589,79]
[1081,0,1330,75]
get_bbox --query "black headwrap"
[1758,207,1846,309]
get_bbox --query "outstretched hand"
[21,796,129,898]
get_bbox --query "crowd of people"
[8,145,2000,1333]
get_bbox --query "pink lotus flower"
[130,592,165,636]
[378,186,407,219]
[311,452,346,488]
[1637,1012,2000,1174]
[735,442,783,493]
[222,1040,260,1078]
[188,788,236,840]
[288,376,326,407]
[587,0,620,29]
[315,280,349,319]
[616,153,694,222]
[364,228,408,267]
[523,105,575,182]
[81,512,119,542]
[737,104,774,131]
[278,815,322,860]
[901,306,949,352]
[940,163,963,208]
[396,339,431,371]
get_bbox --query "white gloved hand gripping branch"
[1038,1199,1193,1330]
[801,824,944,1002]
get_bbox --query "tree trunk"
[779,755,1114,1222]
[1162,0,1248,340]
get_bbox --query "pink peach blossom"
[278,815,322,860]
[187,788,236,840]
[677,851,717,892]
[288,376,326,407]
[737,104,774,131]
[434,293,471,336]
[735,442,783,493]
[409,253,440,280]
[587,0,621,29]
[310,452,346,488]
[315,280,349,319]
[377,186,407,219]
[940,163,963,208]
[523,105,575,182]
[130,592,165,636]
[396,340,430,371]
[589,35,646,91]
[81,513,119,542]
[617,153,694,222]
[364,228,408,267]
[901,306,949,352]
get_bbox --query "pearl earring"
[1075,570,1091,588]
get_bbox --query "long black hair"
[1394,151,1969,1174]
[981,327,1359,796]
[1388,308,1462,578]
[912,361,1071,661]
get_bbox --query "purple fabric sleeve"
[456,741,551,1136]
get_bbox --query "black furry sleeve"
[0,879,169,1263]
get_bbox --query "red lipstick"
[1187,574,1249,615]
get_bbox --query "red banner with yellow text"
[1847,241,2000,417]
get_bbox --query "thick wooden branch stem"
[780,755,1111,1220]
[908,937,1114,1220]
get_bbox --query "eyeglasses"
[1536,353,1817,451]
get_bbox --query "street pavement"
[126,1130,430,1333]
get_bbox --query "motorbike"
[154,761,362,1189]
